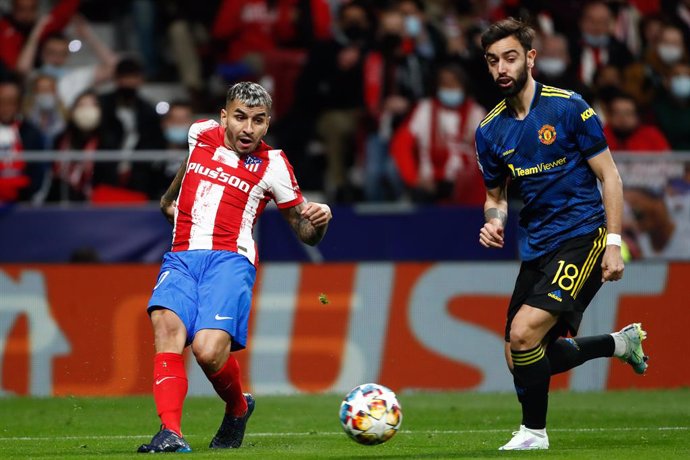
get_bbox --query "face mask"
[73,105,101,131]
[437,88,464,108]
[657,44,683,64]
[537,57,567,77]
[583,33,609,48]
[405,15,422,37]
[40,64,66,80]
[35,93,57,111]
[343,24,367,43]
[671,75,690,99]
[165,125,189,145]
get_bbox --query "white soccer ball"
[339,383,403,445]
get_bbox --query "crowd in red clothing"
[1,0,690,205]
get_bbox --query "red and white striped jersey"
[171,119,303,265]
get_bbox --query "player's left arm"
[588,149,625,282]
[280,202,332,246]
[160,157,188,225]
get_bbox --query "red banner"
[0,263,686,396]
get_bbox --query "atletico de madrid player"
[138,82,332,453]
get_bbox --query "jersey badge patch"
[244,155,263,172]
[538,124,557,145]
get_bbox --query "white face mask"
[73,105,101,131]
[671,75,690,99]
[537,57,567,77]
[657,44,683,64]
[35,93,57,111]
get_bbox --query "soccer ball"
[339,383,403,445]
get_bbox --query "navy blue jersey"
[475,82,607,261]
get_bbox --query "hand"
[601,245,624,282]
[384,96,410,115]
[301,202,332,228]
[479,220,504,249]
[337,47,360,70]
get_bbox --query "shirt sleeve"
[569,95,608,159]
[268,150,304,209]
[475,128,505,189]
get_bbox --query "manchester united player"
[475,18,648,450]
[137,82,332,453]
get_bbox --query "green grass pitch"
[1,390,688,459]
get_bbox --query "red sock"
[153,352,188,436]
[207,354,248,417]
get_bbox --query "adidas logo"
[548,289,563,302]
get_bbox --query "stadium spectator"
[16,15,118,108]
[148,100,194,199]
[137,81,332,453]
[667,0,690,52]
[291,0,372,197]
[624,23,689,110]
[603,93,670,153]
[97,56,166,199]
[22,73,66,150]
[571,1,634,86]
[211,0,331,83]
[47,90,118,202]
[0,75,44,203]
[394,0,446,62]
[652,61,690,150]
[589,64,625,124]
[534,33,591,102]
[362,7,434,202]
[390,63,486,204]
[0,0,80,71]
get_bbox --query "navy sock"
[511,345,550,430]
[547,335,614,375]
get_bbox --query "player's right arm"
[480,183,508,249]
[160,158,188,225]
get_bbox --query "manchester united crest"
[538,124,557,145]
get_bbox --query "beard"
[495,63,529,97]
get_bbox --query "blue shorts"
[147,250,257,350]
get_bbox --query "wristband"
[606,233,622,247]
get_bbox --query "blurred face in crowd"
[397,0,424,38]
[339,4,370,44]
[657,26,685,65]
[536,34,569,77]
[41,37,70,67]
[32,75,59,111]
[580,2,612,46]
[163,104,193,146]
[0,82,21,125]
[608,97,639,139]
[221,100,270,155]
[485,35,535,97]
[378,10,405,54]
[436,68,465,108]
[12,0,38,26]
[71,93,101,132]
[668,63,690,100]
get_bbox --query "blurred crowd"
[1,0,690,206]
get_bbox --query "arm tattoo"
[485,207,507,226]
[284,205,327,246]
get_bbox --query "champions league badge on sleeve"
[244,155,263,172]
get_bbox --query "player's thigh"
[509,304,559,349]
[195,251,256,351]
[147,252,200,343]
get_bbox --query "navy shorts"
[148,250,256,350]
[505,227,607,342]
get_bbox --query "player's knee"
[509,324,539,350]
[191,338,229,373]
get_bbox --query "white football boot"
[613,323,648,375]
[498,425,549,451]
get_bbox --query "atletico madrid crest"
[538,124,557,145]
[244,155,262,172]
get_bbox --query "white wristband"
[606,233,622,247]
